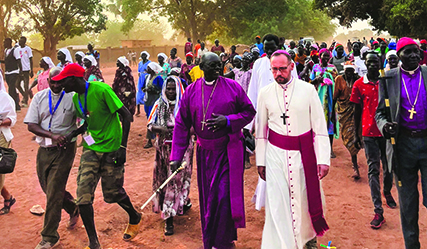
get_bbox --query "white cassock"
[247,56,299,210]
[256,77,330,249]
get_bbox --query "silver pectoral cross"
[201,121,207,130]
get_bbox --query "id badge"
[45,138,52,146]
[83,133,95,146]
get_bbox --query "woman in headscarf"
[83,55,104,82]
[112,56,136,116]
[0,80,17,215]
[333,61,361,179]
[136,51,151,116]
[224,52,252,93]
[28,57,55,95]
[57,48,73,68]
[310,48,338,158]
[158,53,171,80]
[75,51,86,67]
[148,75,193,236]
[167,48,182,69]
[141,62,164,148]
[179,52,195,83]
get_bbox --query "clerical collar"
[278,76,294,89]
[400,65,420,75]
[204,78,216,85]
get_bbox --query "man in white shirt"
[24,67,79,249]
[256,50,330,249]
[1,38,21,111]
[197,42,209,60]
[17,36,33,106]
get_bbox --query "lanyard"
[78,82,89,119]
[48,90,65,130]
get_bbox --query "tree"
[314,0,427,38]
[112,0,336,45]
[0,0,24,55]
[19,0,107,57]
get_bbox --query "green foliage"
[112,0,335,45]
[314,0,427,38]
[19,0,107,55]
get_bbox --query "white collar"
[400,66,420,75]
[204,78,215,85]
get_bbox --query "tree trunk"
[43,34,59,60]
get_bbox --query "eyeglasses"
[271,63,292,73]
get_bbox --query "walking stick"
[140,162,187,211]
[379,70,402,187]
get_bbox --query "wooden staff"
[140,162,187,211]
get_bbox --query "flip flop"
[123,214,142,241]
[0,195,16,215]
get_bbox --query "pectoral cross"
[281,113,289,125]
[408,107,417,120]
[201,121,207,131]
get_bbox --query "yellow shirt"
[189,65,204,82]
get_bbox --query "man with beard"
[351,51,396,230]
[333,62,361,179]
[170,52,256,248]
[376,37,427,249]
[257,50,330,249]
[247,34,298,210]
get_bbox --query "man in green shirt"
[53,64,141,249]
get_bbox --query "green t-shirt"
[73,81,124,153]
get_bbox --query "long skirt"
[152,138,194,219]
[337,98,360,156]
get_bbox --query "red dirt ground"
[0,65,426,249]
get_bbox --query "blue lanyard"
[78,82,89,119]
[48,90,65,130]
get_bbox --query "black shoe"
[164,217,174,236]
[144,140,153,149]
[384,193,397,209]
[330,151,336,158]
[183,202,192,214]
[370,213,385,229]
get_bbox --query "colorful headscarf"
[185,52,194,58]
[311,44,319,51]
[147,62,164,74]
[251,47,260,53]
[83,54,97,67]
[234,55,242,60]
[141,51,150,59]
[310,50,319,57]
[147,75,185,125]
[319,48,330,57]
[421,39,427,45]
[243,52,254,61]
[157,53,168,61]
[42,57,55,68]
[388,42,397,50]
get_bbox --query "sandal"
[123,214,142,241]
[0,195,16,215]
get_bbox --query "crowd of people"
[0,34,427,249]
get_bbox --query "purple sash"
[197,133,246,229]
[268,129,329,236]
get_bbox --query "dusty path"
[0,65,426,248]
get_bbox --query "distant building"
[121,40,152,48]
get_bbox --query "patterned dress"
[112,66,137,115]
[150,101,194,219]
[310,64,338,136]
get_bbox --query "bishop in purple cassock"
[170,52,256,249]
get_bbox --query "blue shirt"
[256,43,264,55]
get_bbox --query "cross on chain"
[280,113,289,125]
[408,107,417,120]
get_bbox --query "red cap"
[396,37,419,53]
[421,39,427,45]
[52,63,85,81]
